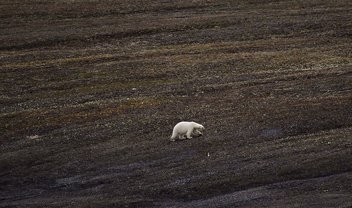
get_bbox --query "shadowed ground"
[1,0,352,207]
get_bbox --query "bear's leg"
[186,129,193,139]
[179,134,186,140]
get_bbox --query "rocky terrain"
[1,0,352,207]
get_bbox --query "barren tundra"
[1,0,352,207]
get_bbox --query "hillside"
[1,0,352,207]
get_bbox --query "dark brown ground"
[1,0,352,207]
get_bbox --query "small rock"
[27,135,40,140]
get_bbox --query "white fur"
[170,121,205,142]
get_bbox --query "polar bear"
[170,121,205,142]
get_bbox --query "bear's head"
[196,124,205,134]
[198,124,205,131]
